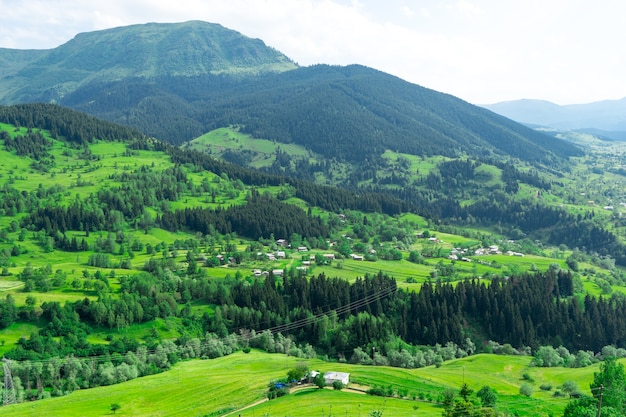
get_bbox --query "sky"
[1,0,625,105]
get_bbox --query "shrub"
[332,380,344,390]
[539,383,553,391]
[366,387,386,397]
[561,380,578,393]
[520,383,534,397]
[313,373,326,389]
[476,385,498,408]
[267,381,290,400]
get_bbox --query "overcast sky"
[1,0,624,105]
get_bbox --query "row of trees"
[8,265,626,361]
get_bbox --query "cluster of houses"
[448,248,472,262]
[449,244,524,262]
[252,269,284,277]
[248,240,343,277]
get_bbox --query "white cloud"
[401,6,415,18]
[455,0,485,17]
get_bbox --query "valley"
[1,20,626,417]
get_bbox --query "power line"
[0,283,397,368]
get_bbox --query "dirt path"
[222,397,268,417]
[223,384,367,416]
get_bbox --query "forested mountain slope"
[63,64,581,166]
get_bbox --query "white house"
[324,371,350,385]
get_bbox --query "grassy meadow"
[0,350,607,417]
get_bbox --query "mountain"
[61,64,582,165]
[0,20,297,104]
[0,21,580,167]
[483,98,626,132]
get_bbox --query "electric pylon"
[2,357,16,406]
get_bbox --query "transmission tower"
[2,357,16,406]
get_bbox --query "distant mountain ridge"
[483,98,626,132]
[0,20,297,104]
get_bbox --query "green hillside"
[0,350,604,417]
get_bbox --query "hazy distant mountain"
[483,98,626,131]
[0,20,297,104]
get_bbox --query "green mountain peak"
[0,20,297,103]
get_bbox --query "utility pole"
[2,357,16,406]
[596,384,603,417]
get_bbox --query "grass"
[0,321,42,355]
[240,388,442,416]
[0,350,606,417]
[185,127,318,169]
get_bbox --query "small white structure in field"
[324,371,350,385]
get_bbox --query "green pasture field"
[396,212,428,228]
[186,127,317,169]
[381,150,447,175]
[86,316,184,345]
[0,140,172,200]
[475,254,566,272]
[0,321,41,356]
[239,388,443,417]
[429,232,481,248]
[0,350,606,417]
[474,163,502,186]
[305,250,572,290]
[0,279,23,291]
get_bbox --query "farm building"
[324,371,350,385]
